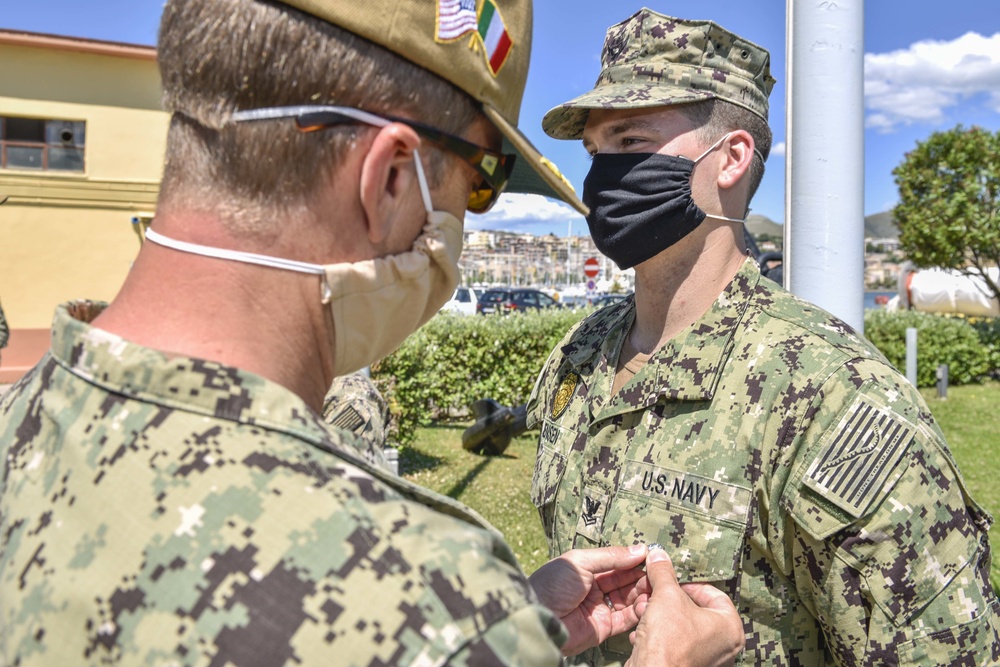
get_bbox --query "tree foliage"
[893,125,1000,303]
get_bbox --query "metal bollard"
[936,364,949,400]
[905,328,918,387]
[383,447,399,475]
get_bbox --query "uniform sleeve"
[102,452,567,666]
[783,366,1000,666]
[322,372,391,470]
[304,494,568,667]
[525,371,545,431]
[444,604,567,666]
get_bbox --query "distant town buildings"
[864,238,905,289]
[458,230,634,293]
[459,228,905,293]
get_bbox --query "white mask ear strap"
[693,132,766,165]
[412,148,434,215]
[704,213,746,225]
[143,228,325,276]
[693,132,733,164]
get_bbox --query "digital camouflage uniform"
[540,10,775,142]
[0,301,567,666]
[528,259,1000,666]
[322,372,391,471]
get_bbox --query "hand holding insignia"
[528,544,650,656]
[625,547,745,667]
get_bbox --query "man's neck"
[628,226,747,354]
[92,214,336,413]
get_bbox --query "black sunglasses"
[230,105,515,213]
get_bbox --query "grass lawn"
[400,425,550,573]
[402,381,1000,591]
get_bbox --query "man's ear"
[717,130,754,191]
[358,123,422,245]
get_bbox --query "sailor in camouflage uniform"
[528,9,1000,666]
[0,1,747,665]
[322,371,391,471]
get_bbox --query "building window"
[1,116,86,172]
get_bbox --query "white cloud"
[467,193,584,230]
[864,31,1000,133]
[770,142,786,157]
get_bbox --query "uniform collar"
[50,300,338,443]
[645,259,758,402]
[46,301,514,540]
[565,258,761,409]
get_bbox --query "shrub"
[372,308,590,445]
[966,316,1000,379]
[863,310,989,386]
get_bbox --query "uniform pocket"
[895,598,1000,665]
[609,460,751,582]
[530,439,567,544]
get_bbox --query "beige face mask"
[143,149,463,377]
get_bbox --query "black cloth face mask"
[582,133,745,270]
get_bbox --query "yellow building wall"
[0,40,168,330]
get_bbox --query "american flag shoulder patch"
[329,405,365,434]
[803,394,915,518]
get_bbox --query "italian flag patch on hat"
[477,0,512,75]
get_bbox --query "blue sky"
[4,1,1000,236]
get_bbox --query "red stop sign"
[584,257,599,278]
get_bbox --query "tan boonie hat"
[277,0,585,215]
[543,8,775,143]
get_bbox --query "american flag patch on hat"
[803,395,915,518]
[437,0,478,41]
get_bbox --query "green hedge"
[375,308,999,442]
[863,310,991,386]
[372,308,590,445]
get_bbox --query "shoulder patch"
[328,405,365,434]
[803,395,915,518]
[551,372,578,419]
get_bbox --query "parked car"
[592,293,632,309]
[476,288,561,315]
[441,286,480,316]
[558,294,590,309]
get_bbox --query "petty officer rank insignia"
[551,372,578,419]
[803,394,915,518]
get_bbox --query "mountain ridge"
[745,210,899,241]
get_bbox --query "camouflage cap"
[276,0,584,214]
[543,8,776,141]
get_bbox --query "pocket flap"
[531,441,566,510]
[610,461,751,582]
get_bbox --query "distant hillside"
[865,210,898,239]
[745,211,899,241]
[746,214,782,239]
